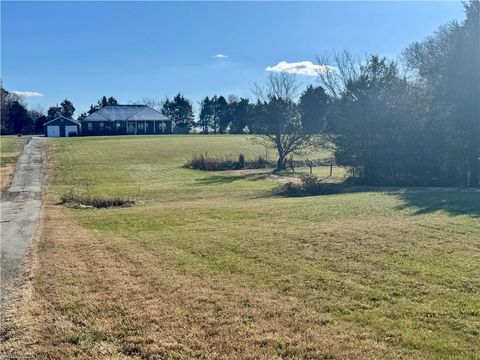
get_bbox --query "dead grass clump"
[60,190,135,208]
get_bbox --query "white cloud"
[265,61,334,76]
[11,90,44,97]
[213,54,229,59]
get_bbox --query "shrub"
[60,190,135,208]
[251,156,269,169]
[238,154,245,169]
[278,174,348,196]
[184,154,275,171]
[185,154,239,171]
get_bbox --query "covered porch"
[126,120,173,135]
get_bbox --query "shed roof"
[43,116,80,126]
[82,105,169,122]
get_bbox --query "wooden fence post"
[307,158,312,174]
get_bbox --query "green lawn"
[47,135,480,358]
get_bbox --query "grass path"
[2,135,479,359]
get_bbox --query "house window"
[137,122,144,130]
[100,122,104,128]
[87,122,92,131]
[116,122,121,129]
[160,122,166,132]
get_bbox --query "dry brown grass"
[0,193,419,359]
[0,136,27,194]
[0,162,16,193]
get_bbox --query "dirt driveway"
[1,137,46,311]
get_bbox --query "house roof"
[43,115,80,126]
[82,105,170,122]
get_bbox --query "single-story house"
[81,105,174,136]
[44,116,80,137]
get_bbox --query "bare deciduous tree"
[252,72,300,102]
[251,73,326,171]
[316,50,361,99]
[129,97,165,111]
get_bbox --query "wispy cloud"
[266,61,334,76]
[11,90,44,97]
[213,54,229,59]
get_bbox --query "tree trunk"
[468,152,480,187]
[276,155,286,171]
[274,134,286,172]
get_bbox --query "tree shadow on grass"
[195,173,480,217]
[269,182,480,217]
[195,175,249,185]
[195,171,275,186]
[390,188,480,217]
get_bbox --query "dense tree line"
[315,1,479,187]
[78,96,118,120]
[46,99,76,120]
[1,86,48,135]
[403,0,480,186]
[162,93,195,131]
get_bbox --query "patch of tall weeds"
[60,190,135,208]
[184,153,274,171]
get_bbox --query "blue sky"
[2,1,465,115]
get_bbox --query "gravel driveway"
[1,137,46,311]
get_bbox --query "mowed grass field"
[5,135,479,359]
